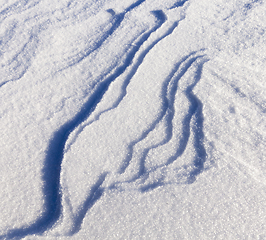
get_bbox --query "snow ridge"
[112,52,209,191]
[64,10,187,153]
[2,0,265,238]
[0,0,174,238]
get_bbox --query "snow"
[0,0,266,239]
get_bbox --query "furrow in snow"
[52,9,193,237]
[110,55,209,192]
[118,52,205,178]
[59,5,140,71]
[169,0,189,9]
[1,0,150,239]
[0,8,127,88]
[68,172,107,235]
[138,58,208,190]
[64,10,187,153]
[51,10,169,237]
[184,59,208,183]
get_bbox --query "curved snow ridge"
[63,8,187,154]
[0,0,146,89]
[1,0,266,239]
[63,172,108,236]
[0,1,172,239]
[62,10,168,153]
[118,52,204,175]
[54,54,209,237]
[0,6,133,89]
[112,52,210,191]
[51,11,188,238]
[50,10,202,239]
[57,0,150,71]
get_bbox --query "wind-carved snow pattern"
[3,0,266,238]
[0,0,209,238]
[54,55,209,237]
[52,51,209,236]
[116,53,209,188]
[0,0,193,238]
[0,23,41,87]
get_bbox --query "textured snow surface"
[0,0,266,239]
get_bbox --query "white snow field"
[0,0,266,239]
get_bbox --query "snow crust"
[0,0,266,239]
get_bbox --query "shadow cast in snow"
[185,59,208,183]
[0,3,210,239]
[118,52,205,178]
[67,173,107,236]
[117,55,209,191]
[169,0,189,10]
[64,10,170,153]
[0,0,148,239]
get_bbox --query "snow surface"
[0,0,266,239]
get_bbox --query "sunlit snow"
[0,0,266,239]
